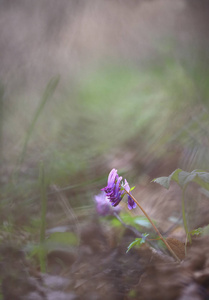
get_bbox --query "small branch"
[113,212,158,250]
[182,185,191,244]
[125,190,181,263]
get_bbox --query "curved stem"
[182,185,191,244]
[113,212,157,249]
[125,190,181,263]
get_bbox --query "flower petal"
[127,196,137,210]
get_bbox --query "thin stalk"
[13,76,59,182]
[0,84,4,167]
[125,190,181,262]
[39,161,48,272]
[182,185,191,244]
[113,211,144,238]
[113,212,159,250]
[20,76,59,166]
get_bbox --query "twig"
[125,190,181,263]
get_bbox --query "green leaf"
[193,171,209,191]
[152,176,171,189]
[190,228,203,236]
[110,218,122,227]
[169,168,183,185]
[46,232,78,247]
[202,224,209,235]
[168,216,181,224]
[27,243,47,258]
[126,234,149,253]
[178,171,195,187]
[176,169,209,190]
[118,213,134,227]
[189,224,209,237]
[199,187,209,198]
[153,169,209,191]
[133,217,151,228]
[121,213,155,229]
[121,186,135,193]
[152,168,183,189]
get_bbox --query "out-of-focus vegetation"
[1,0,209,262]
[2,59,209,185]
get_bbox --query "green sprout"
[153,169,209,244]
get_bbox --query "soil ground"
[1,168,209,300]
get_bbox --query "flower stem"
[113,212,160,250]
[182,185,191,244]
[125,190,181,263]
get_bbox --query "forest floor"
[1,1,209,299]
[1,164,209,300]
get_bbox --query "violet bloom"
[102,168,124,207]
[94,191,121,216]
[102,169,136,210]
[101,168,118,194]
[123,179,137,210]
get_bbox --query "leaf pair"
[126,234,149,253]
[153,168,209,245]
[153,169,209,191]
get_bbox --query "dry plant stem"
[125,190,181,263]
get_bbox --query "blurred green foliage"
[1,55,209,274]
[6,61,196,179]
[1,58,209,214]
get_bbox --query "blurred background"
[1,0,209,227]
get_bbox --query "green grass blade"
[39,161,48,273]
[19,76,60,167]
[0,83,4,166]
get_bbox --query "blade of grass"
[181,184,191,244]
[0,83,4,167]
[39,161,48,273]
[14,76,60,177]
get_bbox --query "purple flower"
[107,175,121,206]
[101,169,136,210]
[94,191,121,216]
[123,179,137,210]
[101,168,118,194]
[102,168,124,207]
